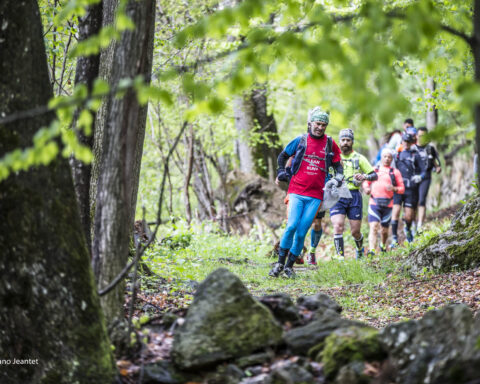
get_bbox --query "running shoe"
[268,263,284,277]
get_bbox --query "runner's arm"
[364,171,378,181]
[394,169,405,194]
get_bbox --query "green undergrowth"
[140,218,451,321]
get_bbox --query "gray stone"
[236,350,274,368]
[379,304,480,384]
[171,268,283,370]
[142,360,196,384]
[258,293,302,324]
[284,309,367,355]
[206,364,245,384]
[334,361,371,384]
[297,293,342,313]
[267,362,316,384]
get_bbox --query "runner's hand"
[277,169,289,182]
[411,174,422,183]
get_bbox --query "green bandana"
[308,107,329,124]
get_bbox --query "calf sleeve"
[334,234,344,256]
[354,234,364,250]
[391,220,398,237]
[285,252,298,268]
[278,247,289,265]
[310,229,323,249]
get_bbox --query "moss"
[320,327,386,379]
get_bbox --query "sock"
[285,252,297,268]
[391,220,398,238]
[334,234,344,256]
[278,247,288,265]
[405,219,412,231]
[310,229,323,249]
[354,234,364,250]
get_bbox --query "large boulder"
[284,308,368,355]
[405,196,480,275]
[171,268,283,370]
[379,304,480,384]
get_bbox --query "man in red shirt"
[270,107,343,278]
[363,149,405,254]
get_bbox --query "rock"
[235,350,274,368]
[239,373,270,384]
[206,364,245,384]
[108,319,140,359]
[334,361,371,384]
[267,361,316,384]
[320,326,386,379]
[171,268,283,370]
[142,360,196,384]
[405,196,480,275]
[284,309,367,355]
[258,293,302,324]
[162,312,179,328]
[297,293,342,313]
[379,304,480,384]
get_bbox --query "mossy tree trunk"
[0,1,115,382]
[233,87,281,180]
[250,87,282,182]
[91,0,156,322]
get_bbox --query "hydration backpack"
[287,134,334,177]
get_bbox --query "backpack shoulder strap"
[389,167,396,186]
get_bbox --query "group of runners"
[269,107,441,278]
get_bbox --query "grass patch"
[140,217,452,324]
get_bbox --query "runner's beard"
[341,145,352,153]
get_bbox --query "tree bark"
[183,126,194,223]
[0,1,115,382]
[474,0,480,187]
[233,94,255,174]
[91,0,156,322]
[250,87,282,181]
[69,1,103,252]
[426,77,438,130]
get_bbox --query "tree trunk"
[69,1,103,252]
[426,77,438,130]
[183,126,194,223]
[192,140,217,220]
[233,94,255,174]
[474,0,480,188]
[0,1,115,382]
[250,87,282,181]
[91,0,156,322]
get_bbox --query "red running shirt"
[288,134,341,200]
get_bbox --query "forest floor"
[118,203,480,380]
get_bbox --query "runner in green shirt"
[329,129,377,260]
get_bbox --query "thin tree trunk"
[0,1,115,382]
[426,77,438,130]
[69,1,102,252]
[250,86,282,180]
[233,94,255,174]
[184,126,194,223]
[474,0,480,187]
[91,0,156,322]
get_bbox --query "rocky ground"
[116,269,480,384]
[116,200,480,383]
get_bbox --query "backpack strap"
[389,168,396,186]
[374,167,396,187]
